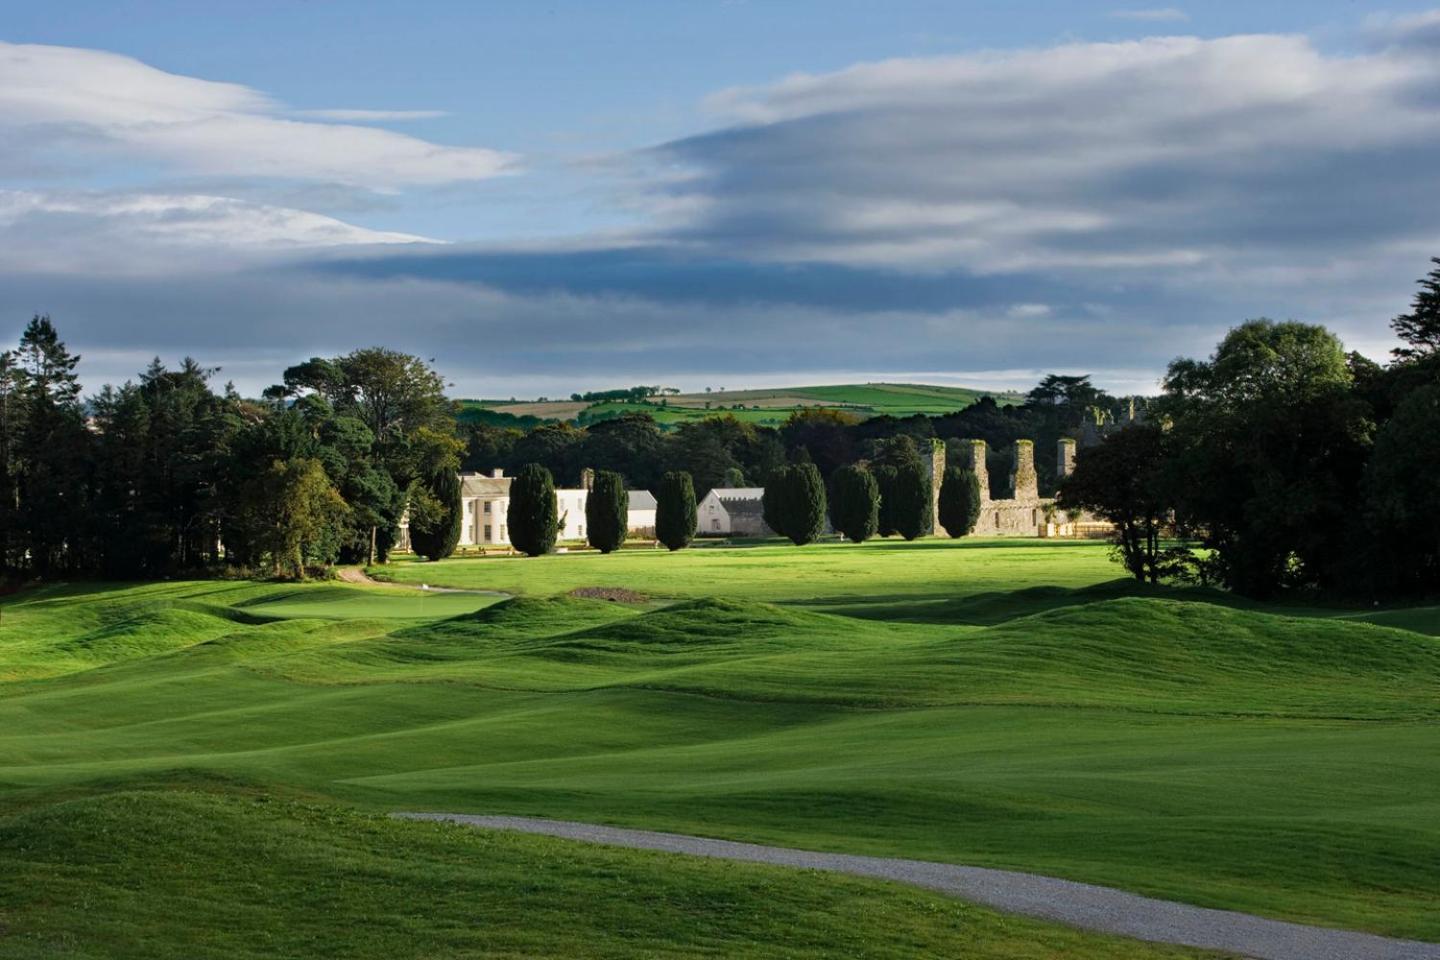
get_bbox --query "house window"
[484,524,492,541]
[712,519,720,530]
[579,524,585,537]
[483,501,491,514]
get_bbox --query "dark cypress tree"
[784,462,827,546]
[1392,257,1440,359]
[872,464,899,537]
[410,466,462,561]
[508,462,558,557]
[762,465,792,539]
[585,469,628,554]
[829,464,879,543]
[655,470,697,551]
[938,466,982,538]
[891,459,932,541]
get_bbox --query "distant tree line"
[0,322,460,579]
[1062,258,1440,599]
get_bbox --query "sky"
[3,1,1440,398]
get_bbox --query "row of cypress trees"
[497,463,701,557]
[764,461,984,546]
[426,458,982,559]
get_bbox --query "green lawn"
[2,542,1438,954]
[0,787,1222,960]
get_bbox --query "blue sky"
[2,1,1439,396]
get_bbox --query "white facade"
[400,470,656,549]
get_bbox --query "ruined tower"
[1057,438,1076,480]
[929,438,946,534]
[1010,440,1038,501]
[966,439,990,503]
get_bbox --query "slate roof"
[628,491,657,510]
[711,487,766,518]
[460,473,511,498]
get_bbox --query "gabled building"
[695,487,773,537]
[398,469,656,550]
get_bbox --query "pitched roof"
[712,487,765,501]
[708,488,766,518]
[460,474,511,498]
[628,491,657,510]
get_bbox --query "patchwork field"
[2,541,1437,956]
[464,381,1024,428]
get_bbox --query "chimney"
[1057,438,1077,480]
[1010,440,1038,501]
[580,467,595,491]
[490,468,504,479]
[967,439,990,503]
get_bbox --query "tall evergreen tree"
[1392,257,1440,360]
[762,466,792,539]
[779,462,827,546]
[585,469,628,554]
[872,464,899,537]
[409,466,463,561]
[508,463,558,557]
[937,466,982,538]
[0,350,21,574]
[12,317,91,575]
[891,459,932,541]
[655,470,697,551]
[828,464,879,543]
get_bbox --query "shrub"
[655,471,697,551]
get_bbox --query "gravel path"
[395,812,1440,960]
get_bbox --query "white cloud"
[1108,8,1189,22]
[294,109,449,122]
[0,42,511,188]
[0,190,439,274]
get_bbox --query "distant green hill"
[461,381,1023,428]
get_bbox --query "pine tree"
[938,466,982,538]
[585,469,628,553]
[508,463,558,557]
[828,464,879,543]
[13,316,91,575]
[655,470,697,551]
[1393,258,1440,360]
[891,460,932,541]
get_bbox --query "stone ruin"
[929,437,1088,537]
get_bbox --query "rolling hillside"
[463,381,1023,428]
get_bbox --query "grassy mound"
[0,787,1220,960]
[3,546,1438,943]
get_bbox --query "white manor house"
[399,469,657,550]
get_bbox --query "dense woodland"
[1,259,1437,598]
